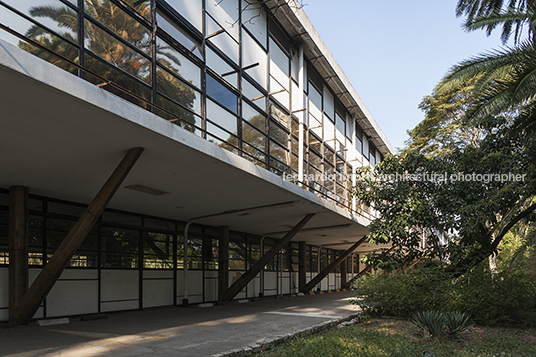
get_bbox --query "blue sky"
[302,0,505,151]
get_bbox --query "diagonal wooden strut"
[12,147,144,325]
[301,235,368,293]
[221,214,315,302]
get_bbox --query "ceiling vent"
[125,184,169,196]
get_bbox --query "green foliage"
[411,310,449,339]
[350,267,457,318]
[353,265,536,325]
[411,310,473,339]
[454,264,536,324]
[443,311,475,336]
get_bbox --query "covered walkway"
[0,290,359,357]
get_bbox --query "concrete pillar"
[298,241,306,291]
[218,225,229,302]
[340,255,347,288]
[8,186,29,323]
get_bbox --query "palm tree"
[456,0,536,44]
[439,1,536,136]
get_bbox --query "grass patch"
[253,318,536,357]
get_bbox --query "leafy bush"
[454,265,536,324]
[350,266,456,318]
[411,310,473,339]
[352,264,536,325]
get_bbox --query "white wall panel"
[204,277,217,302]
[47,280,98,317]
[143,279,173,308]
[0,267,8,310]
[29,269,44,319]
[246,275,260,298]
[101,270,138,302]
[143,270,173,279]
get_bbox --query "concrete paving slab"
[0,291,359,357]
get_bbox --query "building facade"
[0,0,394,323]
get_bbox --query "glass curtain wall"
[0,0,378,211]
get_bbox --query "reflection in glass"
[269,121,288,148]
[165,0,202,30]
[206,0,239,40]
[206,99,237,135]
[0,4,79,72]
[269,102,289,129]
[206,75,237,114]
[156,94,202,135]
[156,65,200,114]
[243,142,266,165]
[206,47,237,88]
[85,53,152,106]
[242,78,266,110]
[242,101,267,133]
[242,122,266,152]
[241,0,267,47]
[156,37,201,88]
[2,0,78,39]
[270,140,288,164]
[206,14,239,64]
[242,29,267,89]
[157,9,202,59]
[84,0,151,55]
[84,19,151,83]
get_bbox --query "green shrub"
[454,265,536,324]
[351,264,536,325]
[350,266,456,318]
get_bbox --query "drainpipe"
[182,201,297,306]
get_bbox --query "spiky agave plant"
[443,311,474,336]
[411,310,447,339]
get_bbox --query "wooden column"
[13,147,144,325]
[298,241,306,292]
[218,225,229,302]
[222,214,315,302]
[8,186,29,323]
[301,235,367,293]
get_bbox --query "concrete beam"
[12,147,144,325]
[218,226,229,302]
[8,186,29,323]
[301,235,367,293]
[222,214,315,302]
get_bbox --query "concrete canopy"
[0,39,385,254]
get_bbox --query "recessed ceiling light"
[125,184,169,196]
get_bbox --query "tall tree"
[456,0,536,44]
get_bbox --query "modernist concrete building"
[0,0,394,324]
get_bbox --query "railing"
[0,22,375,222]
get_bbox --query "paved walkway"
[0,291,359,357]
